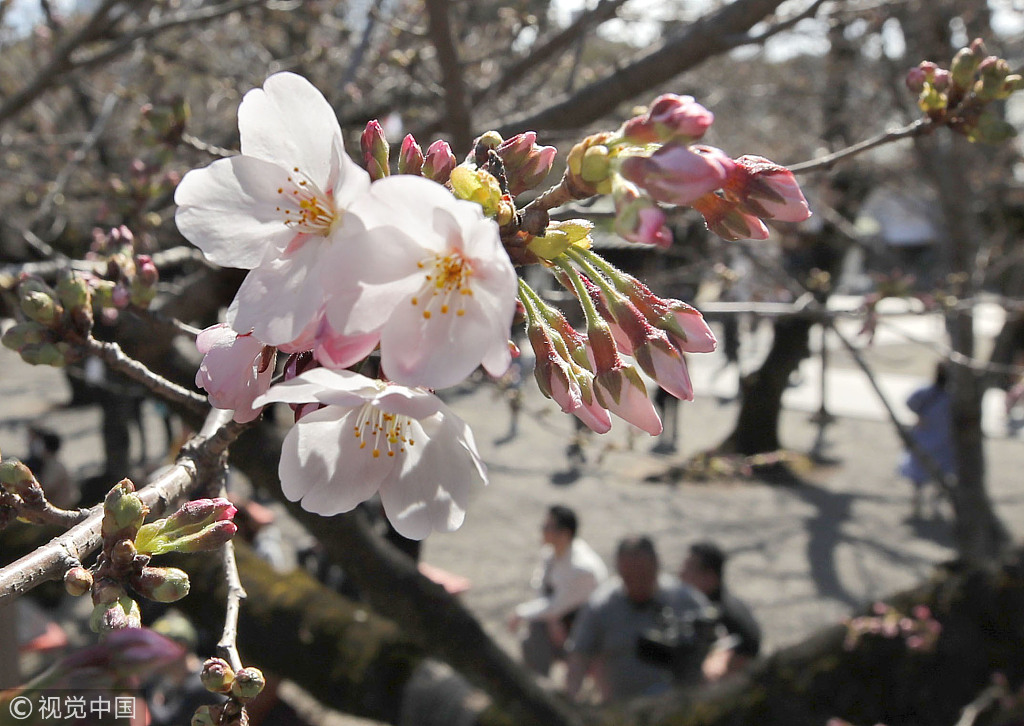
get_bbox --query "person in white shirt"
[508,505,608,676]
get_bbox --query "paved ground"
[1,303,1022,723]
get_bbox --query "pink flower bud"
[725,155,811,223]
[361,120,390,181]
[135,254,159,286]
[195,324,276,424]
[398,134,424,175]
[612,179,672,247]
[692,193,770,241]
[618,94,714,145]
[619,143,733,206]
[422,139,456,184]
[495,131,557,195]
[594,364,662,435]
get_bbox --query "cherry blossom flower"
[174,72,372,345]
[322,175,518,389]
[252,368,487,539]
[195,324,276,423]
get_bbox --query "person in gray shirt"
[565,536,712,703]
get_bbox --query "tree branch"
[788,119,934,173]
[0,410,245,606]
[494,0,789,136]
[423,0,473,152]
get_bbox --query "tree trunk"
[721,317,812,455]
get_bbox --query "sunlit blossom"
[322,175,518,389]
[175,72,372,345]
[252,368,487,539]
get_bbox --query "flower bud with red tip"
[495,131,557,195]
[361,120,390,181]
[422,140,456,184]
[724,155,811,223]
[619,143,733,206]
[398,134,424,175]
[617,94,714,145]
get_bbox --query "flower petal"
[381,409,486,539]
[174,156,297,269]
[238,72,344,190]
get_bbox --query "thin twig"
[831,321,956,495]
[788,118,933,173]
[82,335,208,413]
[214,461,246,672]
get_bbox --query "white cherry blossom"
[252,368,487,539]
[322,175,518,389]
[174,72,371,345]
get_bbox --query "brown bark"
[495,0,789,136]
[721,316,812,456]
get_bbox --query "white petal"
[380,410,486,539]
[174,157,296,269]
[254,368,375,407]
[230,238,329,345]
[380,297,497,388]
[279,407,394,514]
[238,72,343,189]
[320,226,425,335]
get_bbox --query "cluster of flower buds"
[2,269,93,367]
[518,243,717,436]
[907,38,1024,144]
[558,94,810,243]
[193,661,266,725]
[87,225,160,313]
[2,226,160,368]
[360,120,457,184]
[63,481,237,635]
[843,602,942,653]
[0,449,75,527]
[105,159,181,232]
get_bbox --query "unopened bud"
[64,567,94,597]
[0,459,35,492]
[90,595,141,634]
[950,47,981,89]
[422,140,456,184]
[135,498,238,555]
[56,270,91,310]
[101,479,149,540]
[580,145,611,185]
[361,120,390,181]
[495,131,557,196]
[976,57,1010,101]
[18,278,62,326]
[130,566,191,603]
[93,280,116,309]
[398,134,424,175]
[2,321,49,351]
[110,538,138,569]
[450,166,503,217]
[135,255,158,286]
[200,658,235,693]
[566,133,614,197]
[129,276,157,309]
[231,667,266,701]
